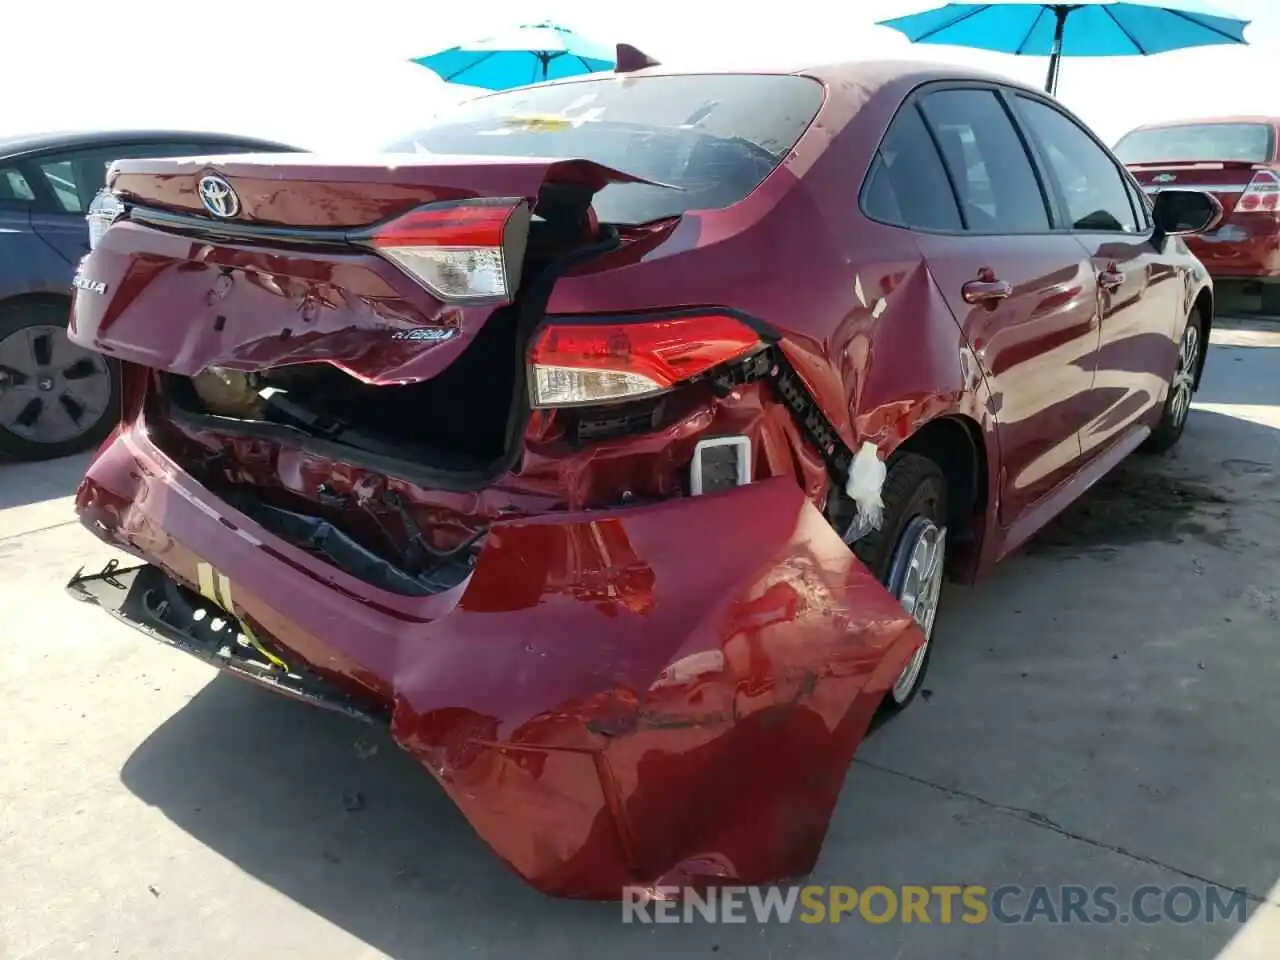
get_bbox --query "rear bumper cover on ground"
[71,425,924,899]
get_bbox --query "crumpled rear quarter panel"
[77,428,923,899]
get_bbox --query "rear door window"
[861,105,963,232]
[917,88,1051,233]
[31,142,211,214]
[1114,123,1275,164]
[382,74,824,225]
[1015,96,1140,233]
[37,159,84,212]
[0,166,36,204]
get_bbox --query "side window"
[0,167,36,203]
[37,159,83,212]
[861,105,962,232]
[28,144,203,215]
[1015,96,1141,233]
[918,88,1050,233]
[1124,175,1151,230]
[30,151,112,214]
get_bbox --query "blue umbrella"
[877,1,1250,95]
[411,22,616,91]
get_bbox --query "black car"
[0,129,297,461]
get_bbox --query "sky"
[4,0,1277,150]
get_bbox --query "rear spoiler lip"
[1125,159,1266,169]
[127,187,682,247]
[128,203,355,247]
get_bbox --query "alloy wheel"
[1168,323,1200,430]
[0,324,113,445]
[887,516,947,704]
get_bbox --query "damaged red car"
[67,59,1220,899]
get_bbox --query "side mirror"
[1151,188,1222,236]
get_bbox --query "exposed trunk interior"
[168,298,523,474]
[148,183,628,597]
[164,182,616,482]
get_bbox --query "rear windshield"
[381,74,824,225]
[1113,123,1275,164]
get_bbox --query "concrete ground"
[3,318,1279,959]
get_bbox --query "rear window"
[1113,123,1275,164]
[382,74,824,225]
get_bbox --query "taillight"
[357,198,532,303]
[86,188,125,250]
[1238,170,1280,213]
[528,312,763,408]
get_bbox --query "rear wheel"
[1262,282,1280,316]
[1142,311,1202,455]
[0,301,120,462]
[846,453,948,714]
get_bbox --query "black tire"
[1141,309,1203,455]
[849,452,948,715]
[0,300,121,462]
[1261,282,1280,316]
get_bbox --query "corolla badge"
[72,274,107,295]
[198,175,240,218]
[1153,174,1177,184]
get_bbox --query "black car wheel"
[1141,309,1203,455]
[0,301,120,462]
[1262,281,1280,316]
[845,453,949,716]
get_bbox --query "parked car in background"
[66,61,1220,899]
[0,130,296,461]
[1115,116,1280,313]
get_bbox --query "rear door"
[1013,94,1180,459]
[884,85,1102,526]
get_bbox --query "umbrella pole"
[1044,5,1068,95]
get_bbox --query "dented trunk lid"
[70,153,658,383]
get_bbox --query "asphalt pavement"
[3,317,1278,959]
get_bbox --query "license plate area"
[67,560,388,722]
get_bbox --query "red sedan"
[65,59,1219,899]
[1117,115,1280,312]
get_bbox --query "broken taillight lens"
[528,312,762,407]
[358,198,532,303]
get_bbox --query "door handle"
[961,277,1013,305]
[1098,268,1125,292]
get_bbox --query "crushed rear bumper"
[71,424,925,899]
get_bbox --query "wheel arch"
[890,413,990,576]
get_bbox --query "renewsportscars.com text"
[622,884,1249,925]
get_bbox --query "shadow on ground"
[0,450,92,510]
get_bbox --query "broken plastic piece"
[846,441,886,531]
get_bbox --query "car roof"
[0,129,299,161]
[471,57,1047,103]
